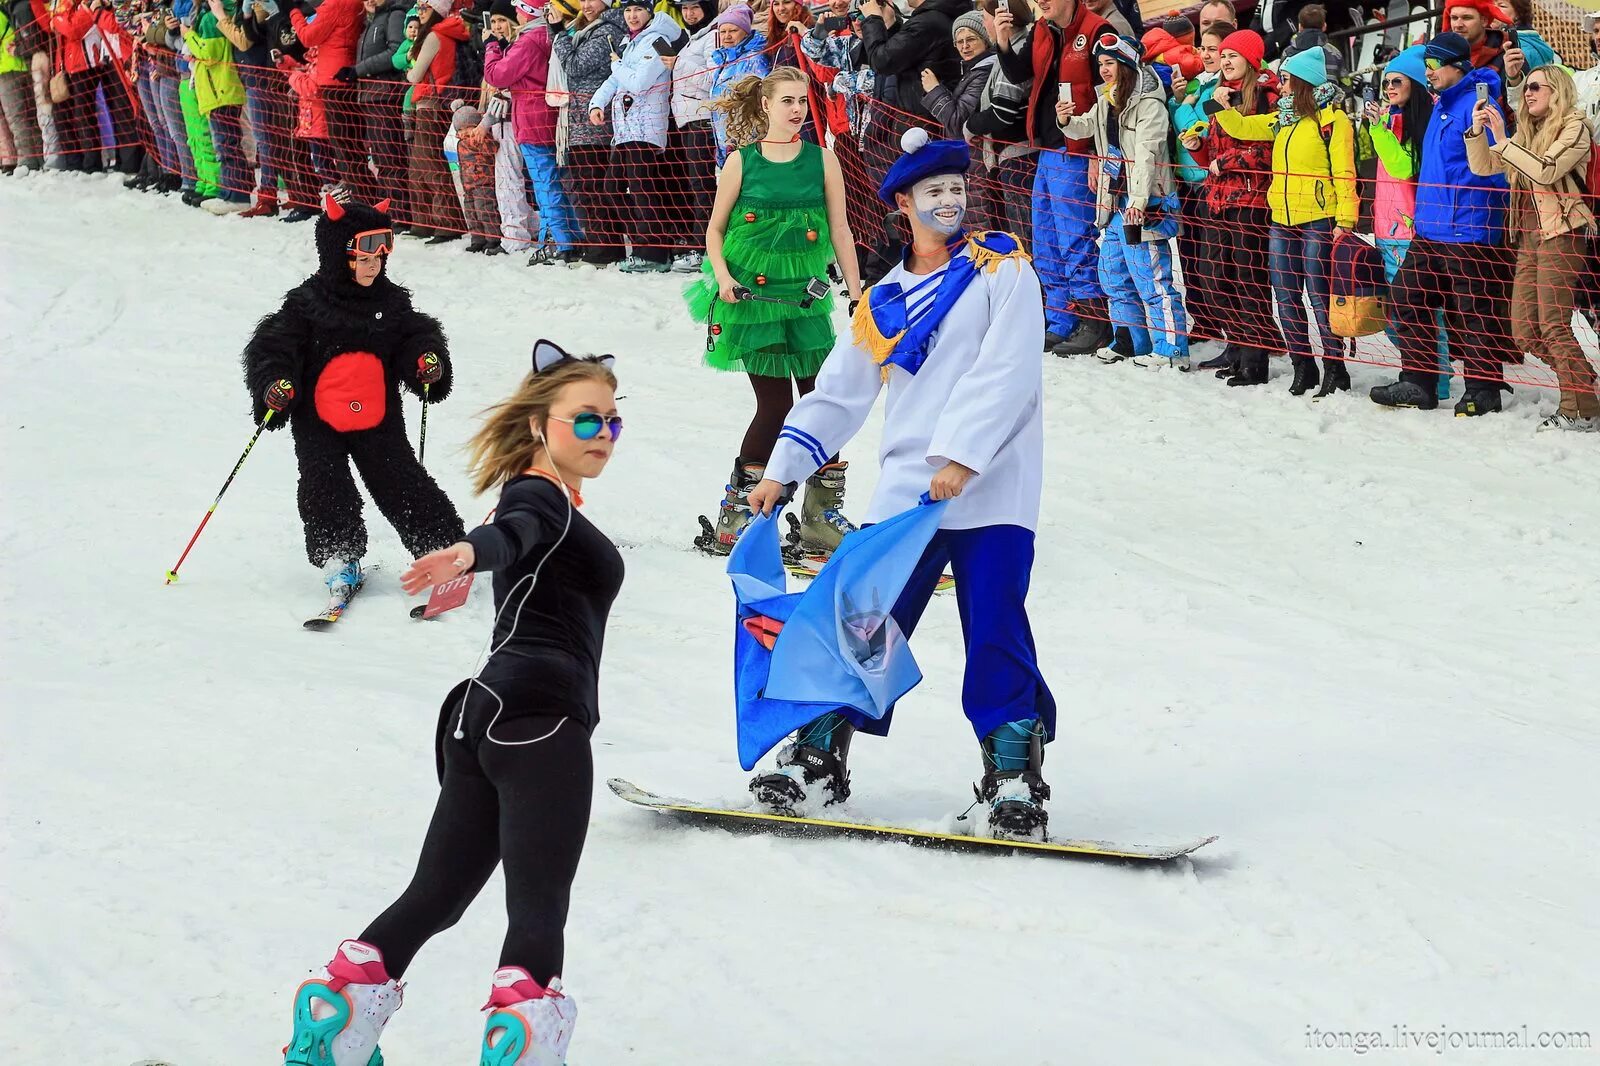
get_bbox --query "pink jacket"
[482,25,555,147]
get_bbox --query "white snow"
[2,174,1598,1065]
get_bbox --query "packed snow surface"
[3,176,1598,1065]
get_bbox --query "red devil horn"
[373,198,392,214]
[322,191,345,220]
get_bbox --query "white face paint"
[909,173,967,237]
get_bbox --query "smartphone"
[1505,25,1519,49]
[1059,82,1072,108]
[821,13,849,31]
[650,36,674,56]
[1475,82,1489,105]
[999,0,1010,11]
[1362,85,1376,106]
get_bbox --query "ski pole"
[164,410,275,584]
[419,383,430,465]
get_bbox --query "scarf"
[1276,80,1341,130]
[851,233,1029,378]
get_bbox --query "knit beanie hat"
[1280,41,1328,86]
[1383,43,1427,86]
[1218,28,1264,70]
[1093,32,1142,70]
[952,10,989,46]
[710,3,752,33]
[1423,31,1472,69]
[488,0,516,20]
[423,0,452,16]
[1163,14,1194,43]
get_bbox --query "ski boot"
[284,939,403,1066]
[751,711,855,813]
[694,459,764,556]
[479,967,578,1066]
[976,719,1051,842]
[322,558,363,594]
[797,461,856,557]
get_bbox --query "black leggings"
[359,714,593,984]
[742,373,817,464]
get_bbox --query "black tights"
[359,714,592,985]
[741,373,817,464]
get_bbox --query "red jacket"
[291,0,364,86]
[49,1,124,74]
[1005,3,1108,152]
[1189,71,1280,214]
[409,15,467,104]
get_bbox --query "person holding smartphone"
[1369,32,1512,416]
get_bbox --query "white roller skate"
[479,967,578,1066]
[284,939,403,1066]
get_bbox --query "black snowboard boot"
[751,712,856,812]
[1314,357,1351,397]
[1051,301,1113,356]
[1369,379,1438,410]
[976,719,1050,841]
[1226,348,1269,387]
[1288,355,1320,396]
[1454,387,1503,417]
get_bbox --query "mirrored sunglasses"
[550,413,624,442]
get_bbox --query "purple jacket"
[483,25,556,147]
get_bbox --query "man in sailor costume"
[744,128,1057,841]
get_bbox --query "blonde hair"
[465,361,618,496]
[711,66,809,149]
[1515,65,1581,181]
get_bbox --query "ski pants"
[290,412,464,567]
[206,103,251,202]
[1377,238,1452,399]
[150,73,196,189]
[1031,149,1103,336]
[361,698,592,985]
[1391,237,1512,395]
[520,143,580,251]
[1098,210,1188,359]
[839,525,1056,745]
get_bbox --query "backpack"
[1329,232,1386,337]
[450,13,485,96]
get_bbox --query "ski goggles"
[347,228,396,256]
[550,412,624,442]
[1092,32,1140,68]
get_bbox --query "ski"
[608,778,1217,863]
[303,576,365,629]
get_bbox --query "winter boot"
[750,711,855,812]
[466,235,488,253]
[1226,348,1269,387]
[322,558,363,594]
[241,187,280,218]
[798,461,856,556]
[1369,379,1438,410]
[479,967,578,1066]
[1454,387,1502,417]
[284,939,403,1066]
[1314,357,1351,397]
[1197,344,1234,372]
[976,719,1051,842]
[483,240,507,256]
[1287,355,1320,396]
[711,459,765,554]
[1213,344,1242,379]
[1050,300,1113,355]
[1095,325,1136,363]
[1536,412,1600,433]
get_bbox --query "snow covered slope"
[2,176,1597,1065]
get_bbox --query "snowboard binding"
[976,720,1051,843]
[751,713,855,813]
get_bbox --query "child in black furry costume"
[243,194,465,587]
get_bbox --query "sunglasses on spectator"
[1382,76,1406,88]
[1523,80,1549,93]
[549,413,624,442]
[347,228,395,256]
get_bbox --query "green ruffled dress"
[685,141,836,379]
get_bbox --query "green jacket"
[184,28,246,113]
[0,10,30,76]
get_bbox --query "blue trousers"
[1099,209,1189,359]
[840,525,1056,745]
[1032,150,1103,335]
[207,104,250,202]
[1377,237,1452,399]
[151,75,195,189]
[1268,219,1335,360]
[520,144,580,251]
[238,65,281,189]
[135,68,178,176]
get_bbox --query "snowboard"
[608,779,1217,862]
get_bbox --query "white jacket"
[1575,60,1600,140]
[671,22,718,126]
[765,247,1047,532]
[591,12,679,149]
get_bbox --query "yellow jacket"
[1213,105,1357,229]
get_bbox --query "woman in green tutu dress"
[686,65,864,556]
